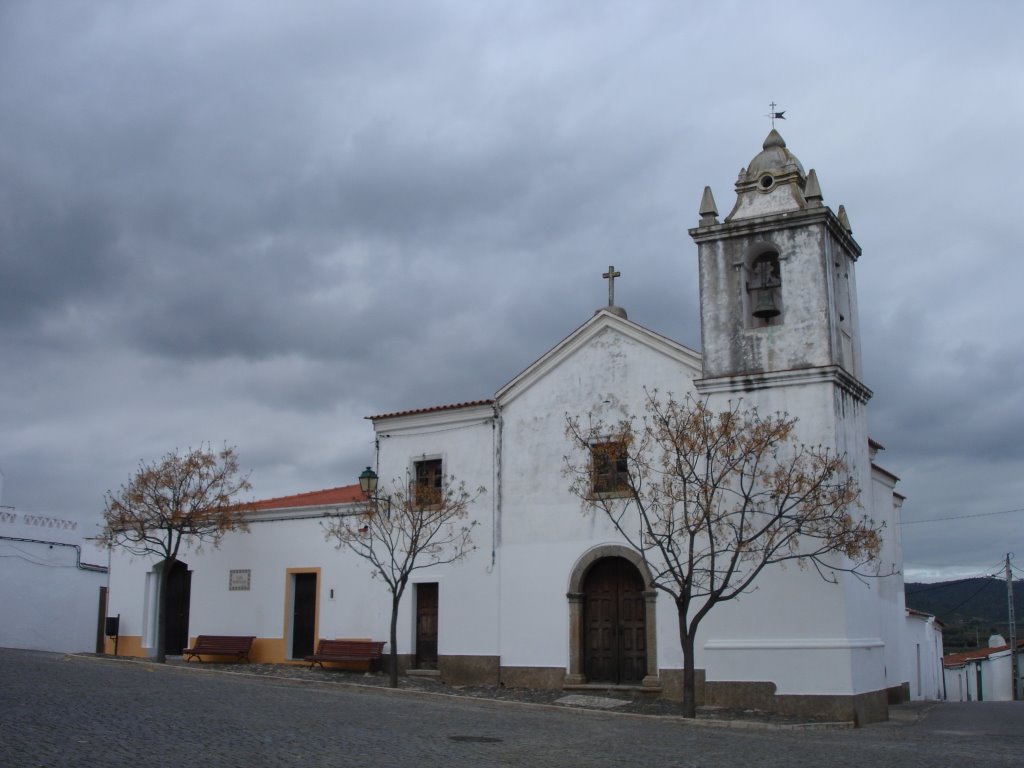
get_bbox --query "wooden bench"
[182,635,256,663]
[305,639,386,670]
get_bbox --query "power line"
[935,575,1003,619]
[901,507,1024,525]
[905,573,1001,594]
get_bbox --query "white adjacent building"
[943,635,1023,702]
[106,130,922,723]
[904,608,945,701]
[0,506,108,653]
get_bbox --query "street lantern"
[358,467,378,495]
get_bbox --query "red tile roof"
[251,484,364,511]
[367,400,494,421]
[943,639,1024,666]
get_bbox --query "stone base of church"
[703,681,890,725]
[438,655,501,685]
[500,666,568,689]
[656,668,707,705]
[887,682,910,705]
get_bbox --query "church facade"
[105,131,915,723]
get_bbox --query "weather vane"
[765,101,786,129]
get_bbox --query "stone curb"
[71,653,854,731]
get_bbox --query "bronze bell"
[752,286,781,319]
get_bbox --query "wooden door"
[583,558,646,684]
[415,582,438,669]
[291,572,317,659]
[163,560,191,655]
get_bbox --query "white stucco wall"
[0,511,107,653]
[904,613,944,700]
[373,402,500,658]
[943,653,1014,703]
[106,506,500,660]
[496,318,700,671]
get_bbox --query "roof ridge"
[251,484,363,511]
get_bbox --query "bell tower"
[690,127,872,502]
[689,131,892,722]
[690,129,869,402]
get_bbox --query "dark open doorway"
[163,560,192,655]
[291,572,317,659]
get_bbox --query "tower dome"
[744,129,805,180]
[725,130,814,222]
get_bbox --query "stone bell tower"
[689,129,872,465]
[688,131,891,723]
[691,129,865,388]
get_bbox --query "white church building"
[105,131,922,723]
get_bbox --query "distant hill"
[905,577,1024,652]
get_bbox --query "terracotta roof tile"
[251,484,364,511]
[943,639,1024,666]
[367,400,494,421]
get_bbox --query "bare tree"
[324,473,481,687]
[565,391,886,717]
[101,444,253,662]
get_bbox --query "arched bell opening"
[746,250,783,326]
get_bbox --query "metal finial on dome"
[764,101,786,129]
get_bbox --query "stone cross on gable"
[602,266,621,307]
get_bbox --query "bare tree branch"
[323,475,482,687]
[101,444,253,662]
[565,390,892,717]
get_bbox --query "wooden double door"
[583,557,646,684]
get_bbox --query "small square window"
[591,441,629,495]
[414,458,443,506]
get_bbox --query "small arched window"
[747,252,782,324]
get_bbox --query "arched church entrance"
[583,556,647,684]
[566,545,659,688]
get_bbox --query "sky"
[2,1,1022,582]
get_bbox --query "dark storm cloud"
[1,1,1022,579]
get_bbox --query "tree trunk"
[153,557,174,664]
[388,593,400,688]
[678,601,697,718]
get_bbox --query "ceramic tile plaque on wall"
[229,568,251,591]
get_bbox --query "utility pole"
[1007,553,1019,700]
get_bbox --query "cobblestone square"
[1,649,1020,767]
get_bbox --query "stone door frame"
[565,545,660,688]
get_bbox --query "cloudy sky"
[2,1,1021,581]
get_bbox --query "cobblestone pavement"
[1,648,1021,767]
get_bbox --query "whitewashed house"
[943,635,1023,702]
[105,130,912,723]
[0,506,108,653]
[904,609,945,700]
